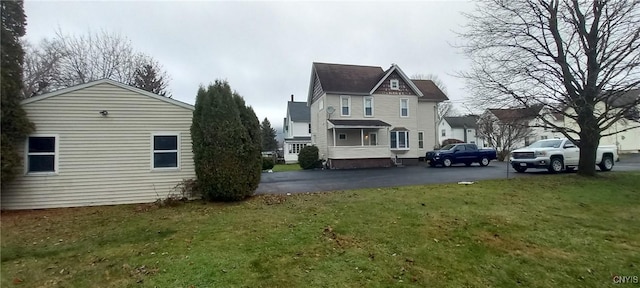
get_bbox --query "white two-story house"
[307,62,448,169]
[438,115,485,147]
[283,95,312,163]
[480,105,565,150]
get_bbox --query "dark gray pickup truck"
[425,143,498,167]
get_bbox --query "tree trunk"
[577,112,600,176]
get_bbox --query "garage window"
[153,134,179,169]
[27,135,58,174]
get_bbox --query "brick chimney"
[291,94,294,102]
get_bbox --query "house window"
[441,129,446,137]
[289,143,307,154]
[340,96,351,116]
[541,136,548,140]
[308,123,311,134]
[400,99,409,117]
[153,134,179,169]
[390,79,399,90]
[364,96,374,117]
[418,131,424,149]
[27,136,57,173]
[338,133,347,140]
[319,99,324,111]
[390,130,409,149]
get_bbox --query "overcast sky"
[24,0,476,126]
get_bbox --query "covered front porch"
[326,119,391,159]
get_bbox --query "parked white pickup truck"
[509,138,618,173]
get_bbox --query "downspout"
[434,104,439,148]
[463,124,468,143]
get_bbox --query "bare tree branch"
[457,0,640,176]
[22,29,171,97]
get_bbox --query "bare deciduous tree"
[477,113,534,161]
[411,73,456,120]
[459,0,640,176]
[23,29,171,97]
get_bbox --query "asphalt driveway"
[256,155,640,195]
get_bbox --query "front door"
[369,133,377,146]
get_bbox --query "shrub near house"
[191,81,261,201]
[298,145,320,169]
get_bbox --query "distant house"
[1,79,196,210]
[283,95,311,163]
[479,105,564,149]
[438,115,485,147]
[564,89,640,153]
[307,62,448,169]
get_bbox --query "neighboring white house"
[438,115,485,147]
[308,62,448,169]
[283,95,311,163]
[480,105,565,149]
[1,79,196,210]
[564,89,640,153]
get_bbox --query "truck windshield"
[528,139,563,148]
[440,144,456,150]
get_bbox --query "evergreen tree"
[132,62,170,97]
[191,81,257,201]
[233,92,262,193]
[260,117,278,151]
[1,0,33,186]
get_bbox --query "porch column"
[361,129,364,146]
[333,128,336,147]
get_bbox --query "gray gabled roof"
[287,101,310,122]
[21,78,194,110]
[312,62,385,95]
[309,62,449,102]
[444,115,479,129]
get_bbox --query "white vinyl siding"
[341,95,351,116]
[364,96,374,117]
[1,82,195,210]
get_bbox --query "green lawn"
[271,163,302,172]
[2,173,639,287]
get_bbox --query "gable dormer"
[370,64,423,96]
[372,70,417,95]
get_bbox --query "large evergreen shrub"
[191,81,259,201]
[298,145,319,170]
[1,1,34,186]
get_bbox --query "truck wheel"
[598,155,614,171]
[479,157,490,166]
[548,157,563,173]
[442,158,452,167]
[514,166,527,173]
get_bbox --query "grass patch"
[272,163,302,172]
[2,173,640,287]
